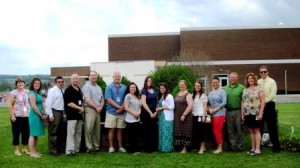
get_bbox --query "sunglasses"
[260,71,268,74]
[57,81,64,84]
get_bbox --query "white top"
[124,94,140,123]
[45,85,65,117]
[161,94,175,121]
[192,94,208,116]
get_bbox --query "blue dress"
[158,99,174,152]
[28,90,45,136]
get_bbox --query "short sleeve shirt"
[64,85,83,120]
[9,89,30,117]
[82,81,103,107]
[105,82,126,115]
[124,94,140,123]
[242,86,263,116]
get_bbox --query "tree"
[96,75,107,91]
[121,76,131,87]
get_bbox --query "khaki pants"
[84,107,100,150]
[66,120,82,154]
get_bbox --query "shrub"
[280,127,300,152]
[121,76,131,87]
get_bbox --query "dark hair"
[89,70,98,76]
[29,78,42,93]
[143,76,153,89]
[244,73,258,88]
[125,82,140,98]
[15,77,25,87]
[259,65,268,71]
[158,83,170,100]
[54,76,64,83]
[192,80,203,99]
[212,76,220,81]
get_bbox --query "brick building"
[108,26,300,94]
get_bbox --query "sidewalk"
[276,94,300,103]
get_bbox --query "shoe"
[213,150,222,154]
[30,154,41,158]
[247,150,254,155]
[67,152,75,156]
[86,149,95,154]
[22,149,30,155]
[94,148,100,152]
[50,150,59,156]
[119,147,126,153]
[14,151,22,156]
[108,147,115,153]
[198,148,206,154]
[180,150,187,154]
[249,152,261,156]
[133,152,141,155]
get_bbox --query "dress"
[158,99,174,152]
[174,92,192,146]
[28,90,45,136]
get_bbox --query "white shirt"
[161,94,175,121]
[192,94,208,116]
[45,85,65,117]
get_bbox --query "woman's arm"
[141,94,153,116]
[8,94,16,122]
[181,93,193,121]
[258,90,266,120]
[29,93,44,118]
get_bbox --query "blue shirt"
[208,88,227,117]
[105,82,126,115]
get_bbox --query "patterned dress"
[158,99,174,152]
[174,92,192,146]
[28,90,45,136]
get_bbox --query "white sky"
[0,0,299,75]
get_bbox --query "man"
[105,71,127,153]
[46,76,65,155]
[224,72,244,152]
[258,65,280,152]
[64,74,84,156]
[82,70,104,153]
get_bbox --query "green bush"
[121,76,131,87]
[280,127,300,152]
[96,75,107,91]
[150,65,197,95]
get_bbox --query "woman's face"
[146,78,152,87]
[247,76,255,86]
[212,79,220,90]
[17,81,25,89]
[129,84,136,94]
[159,85,166,94]
[33,80,41,91]
[179,81,187,91]
[194,82,202,92]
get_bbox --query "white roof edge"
[167,59,300,65]
[181,26,300,31]
[91,60,156,64]
[108,32,180,38]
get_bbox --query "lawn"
[0,103,299,168]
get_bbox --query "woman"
[156,83,174,152]
[241,73,265,156]
[28,78,47,158]
[8,77,30,156]
[192,80,208,154]
[140,76,158,153]
[124,82,141,154]
[174,80,193,153]
[208,76,227,154]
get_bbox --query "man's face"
[260,68,269,79]
[71,75,79,86]
[56,79,64,88]
[230,73,238,85]
[113,72,121,84]
[89,72,97,83]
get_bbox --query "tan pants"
[66,120,82,154]
[84,107,100,150]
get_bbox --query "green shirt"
[224,83,244,110]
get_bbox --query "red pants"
[212,116,225,145]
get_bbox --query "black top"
[64,85,83,120]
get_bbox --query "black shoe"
[86,149,95,154]
[94,148,100,152]
[50,150,60,156]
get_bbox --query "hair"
[178,80,187,86]
[229,72,238,78]
[54,76,63,83]
[244,72,258,88]
[89,70,98,76]
[212,76,220,81]
[158,82,170,100]
[192,80,203,99]
[29,78,42,93]
[259,65,268,71]
[15,77,25,87]
[125,82,140,98]
[143,76,153,89]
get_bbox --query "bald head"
[113,71,121,84]
[229,72,238,85]
[71,73,79,86]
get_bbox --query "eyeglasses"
[57,81,64,84]
[260,71,268,74]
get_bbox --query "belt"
[52,108,64,112]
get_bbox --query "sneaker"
[108,147,115,153]
[119,147,126,153]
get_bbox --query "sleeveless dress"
[28,90,45,136]
[158,99,174,152]
[174,92,192,146]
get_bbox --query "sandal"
[249,152,261,156]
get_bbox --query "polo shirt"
[224,83,244,110]
[64,85,83,120]
[258,76,277,103]
[105,82,126,115]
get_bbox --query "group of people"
[8,65,280,158]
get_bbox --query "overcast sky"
[0,0,299,75]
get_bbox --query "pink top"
[10,89,30,117]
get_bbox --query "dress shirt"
[46,85,65,117]
[258,76,277,103]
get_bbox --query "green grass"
[0,103,300,168]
